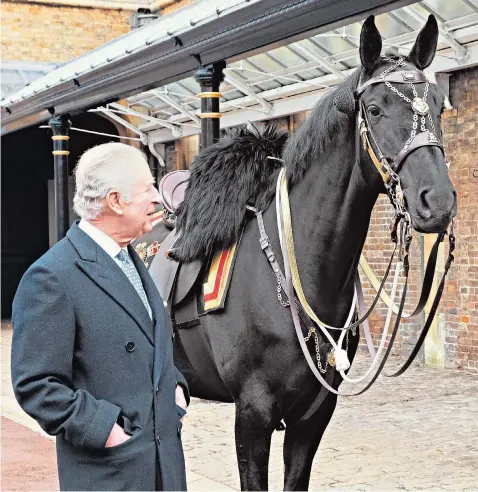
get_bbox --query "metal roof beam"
[443,13,478,31]
[330,21,474,63]
[138,69,355,133]
[150,89,201,124]
[2,0,422,135]
[138,36,478,136]
[289,43,346,79]
[147,88,329,143]
[222,69,273,114]
[402,5,469,62]
[107,102,181,133]
[226,60,328,88]
[91,107,146,138]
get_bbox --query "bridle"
[350,57,449,220]
[249,57,456,405]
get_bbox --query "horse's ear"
[360,16,382,73]
[407,15,439,69]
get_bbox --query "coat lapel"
[129,245,168,384]
[67,222,154,346]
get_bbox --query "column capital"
[48,115,71,135]
[194,61,226,89]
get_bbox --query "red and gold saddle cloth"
[203,244,238,313]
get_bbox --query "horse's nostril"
[417,188,432,219]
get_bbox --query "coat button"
[125,341,135,352]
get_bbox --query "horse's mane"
[174,68,363,262]
[283,68,361,185]
[174,125,288,261]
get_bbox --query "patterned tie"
[116,249,152,318]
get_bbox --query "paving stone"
[2,321,477,491]
[182,355,478,490]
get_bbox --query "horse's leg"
[283,392,338,491]
[234,381,281,491]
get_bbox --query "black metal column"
[48,115,71,241]
[194,61,225,150]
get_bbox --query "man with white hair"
[11,142,189,491]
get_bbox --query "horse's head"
[338,15,457,233]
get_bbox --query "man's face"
[121,162,160,240]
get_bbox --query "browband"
[354,70,427,99]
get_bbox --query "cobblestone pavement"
[3,320,477,491]
[182,357,478,491]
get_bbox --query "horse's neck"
[288,141,379,326]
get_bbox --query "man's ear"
[106,191,124,215]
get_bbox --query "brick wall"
[160,0,196,15]
[1,1,131,63]
[441,66,478,374]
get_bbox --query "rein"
[253,169,454,399]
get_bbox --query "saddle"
[150,171,232,401]
[159,170,190,229]
[150,170,203,326]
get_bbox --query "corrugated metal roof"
[1,0,477,138]
[1,62,57,101]
[121,0,478,141]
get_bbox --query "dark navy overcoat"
[11,221,189,491]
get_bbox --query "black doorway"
[1,113,119,318]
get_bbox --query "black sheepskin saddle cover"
[174,125,288,262]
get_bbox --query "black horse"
[144,15,457,491]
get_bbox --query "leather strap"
[401,231,445,318]
[360,232,444,320]
[393,131,445,173]
[278,168,397,332]
[250,207,316,333]
[361,125,391,183]
[253,206,394,334]
[354,70,427,98]
[283,214,410,398]
[384,233,455,377]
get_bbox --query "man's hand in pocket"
[105,423,130,448]
[175,385,187,422]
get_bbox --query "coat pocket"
[101,424,144,457]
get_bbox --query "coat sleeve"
[11,263,121,449]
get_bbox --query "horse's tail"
[174,124,288,262]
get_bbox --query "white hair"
[73,142,148,220]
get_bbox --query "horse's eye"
[368,106,381,118]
